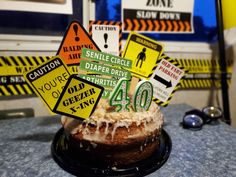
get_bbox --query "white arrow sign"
[149,59,184,102]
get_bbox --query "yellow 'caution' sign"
[122,32,164,78]
[53,75,104,120]
[23,56,70,112]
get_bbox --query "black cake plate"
[51,128,172,177]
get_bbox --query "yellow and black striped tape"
[0,81,34,96]
[180,78,231,89]
[175,58,233,89]
[0,56,233,96]
[0,56,80,74]
[0,56,51,96]
[0,56,50,66]
[176,58,233,74]
[0,56,51,75]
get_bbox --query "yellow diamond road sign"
[122,32,164,79]
[24,56,70,112]
[53,75,104,120]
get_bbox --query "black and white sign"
[122,0,194,33]
[149,59,184,102]
[90,23,121,56]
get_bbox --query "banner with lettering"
[122,0,194,33]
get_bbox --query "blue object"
[95,0,217,43]
[183,106,223,130]
[183,114,204,130]
[0,0,83,36]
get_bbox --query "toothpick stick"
[128,76,139,96]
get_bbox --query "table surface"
[0,104,236,177]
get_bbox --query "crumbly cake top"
[61,99,164,142]
[88,99,160,123]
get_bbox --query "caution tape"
[0,56,50,67]
[0,56,79,75]
[0,79,34,96]
[176,58,233,74]
[0,56,49,96]
[174,58,233,89]
[124,19,191,32]
[0,56,234,96]
[180,78,232,89]
[0,56,51,75]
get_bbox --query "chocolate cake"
[61,99,164,167]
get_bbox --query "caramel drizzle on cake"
[62,100,163,143]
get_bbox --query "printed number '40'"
[109,78,130,112]
[109,78,153,112]
[133,80,153,112]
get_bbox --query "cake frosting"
[61,99,164,166]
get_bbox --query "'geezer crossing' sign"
[53,75,104,119]
[24,57,70,112]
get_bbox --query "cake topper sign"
[122,32,164,79]
[132,80,153,112]
[82,48,132,68]
[109,78,154,112]
[149,58,184,104]
[80,48,132,98]
[23,56,70,112]
[23,56,104,119]
[109,78,130,112]
[53,75,104,120]
[80,60,131,79]
[79,74,117,88]
[89,20,122,56]
[57,20,100,65]
[122,33,184,106]
[80,48,154,112]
